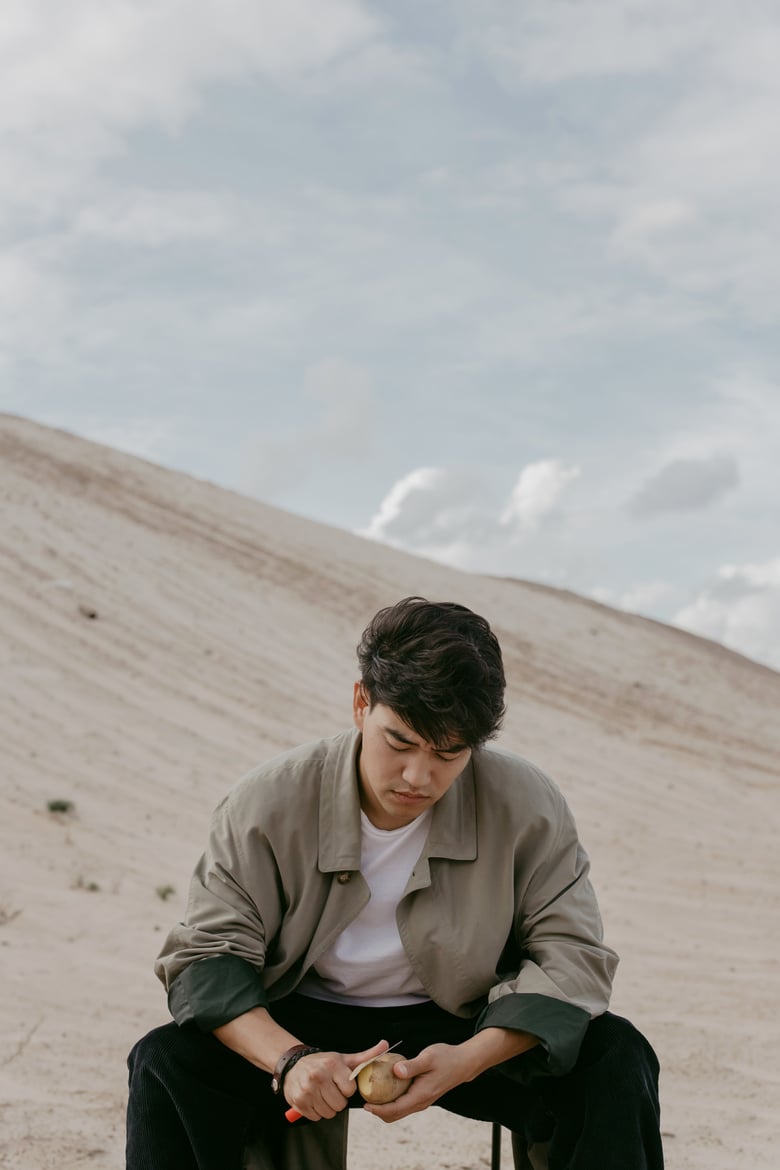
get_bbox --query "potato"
[356,1052,411,1104]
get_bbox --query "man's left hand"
[361,1043,473,1121]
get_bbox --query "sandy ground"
[1,413,778,1169]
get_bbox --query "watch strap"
[270,1044,321,1096]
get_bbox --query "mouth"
[391,790,429,803]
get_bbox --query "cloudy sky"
[3,0,779,670]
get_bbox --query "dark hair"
[356,597,506,749]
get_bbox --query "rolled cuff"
[168,954,269,1031]
[476,992,590,1082]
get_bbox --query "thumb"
[392,1052,427,1079]
[345,1039,390,1072]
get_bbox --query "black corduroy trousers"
[126,996,664,1170]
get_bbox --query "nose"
[401,752,432,790]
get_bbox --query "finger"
[364,1091,428,1123]
[344,1038,390,1071]
[390,1053,426,1080]
[391,1041,449,1081]
[318,1079,355,1114]
[291,1062,356,1116]
[287,1094,342,1123]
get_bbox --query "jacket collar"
[317,727,477,873]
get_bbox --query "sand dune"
[1,413,778,1169]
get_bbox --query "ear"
[353,681,369,728]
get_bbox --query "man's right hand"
[283,1040,390,1121]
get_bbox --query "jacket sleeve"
[154,793,283,1030]
[476,772,619,1082]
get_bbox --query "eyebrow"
[383,725,468,755]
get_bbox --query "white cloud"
[629,455,740,516]
[361,459,582,569]
[611,198,696,260]
[73,190,238,246]
[293,34,433,95]
[720,559,780,588]
[360,467,485,553]
[500,459,581,532]
[0,0,387,380]
[474,0,724,85]
[465,1,780,320]
[0,0,379,217]
[675,559,780,669]
[362,467,446,540]
[0,0,378,133]
[601,115,780,316]
[362,456,780,671]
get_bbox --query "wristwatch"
[270,1044,322,1096]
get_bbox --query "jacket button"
[336,872,352,884]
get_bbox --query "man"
[127,597,663,1169]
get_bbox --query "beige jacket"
[156,728,617,1082]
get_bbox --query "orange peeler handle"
[285,1108,303,1123]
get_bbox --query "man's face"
[352,683,472,831]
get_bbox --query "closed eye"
[383,726,467,760]
[387,740,462,762]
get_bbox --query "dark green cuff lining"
[168,954,269,1031]
[476,992,590,1082]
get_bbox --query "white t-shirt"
[298,809,432,1006]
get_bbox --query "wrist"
[270,1044,321,1097]
[461,1028,539,1079]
